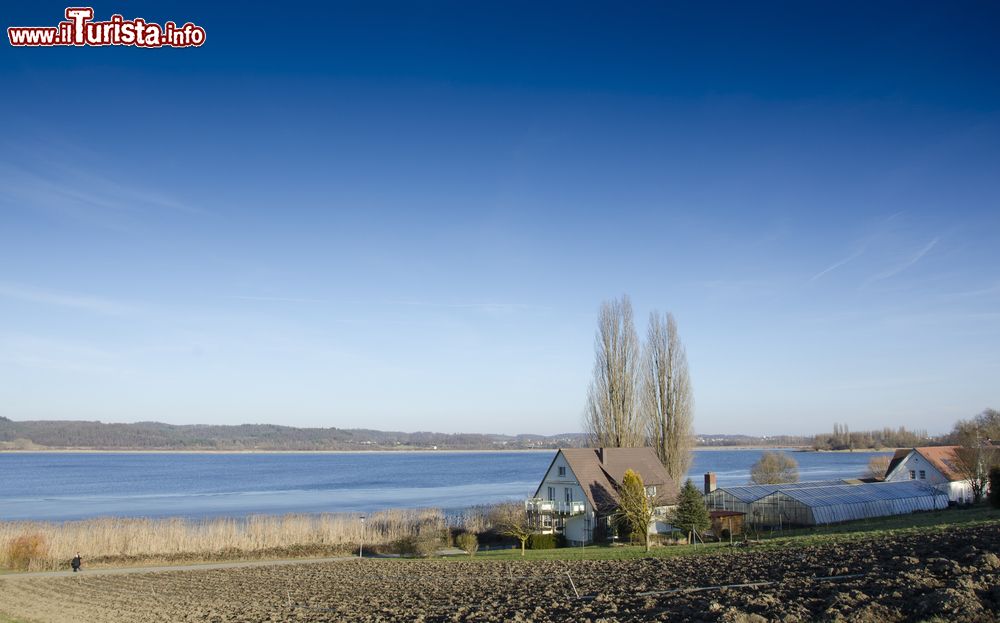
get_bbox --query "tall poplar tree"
[642,311,694,488]
[585,295,643,447]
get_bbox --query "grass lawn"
[444,504,1000,562]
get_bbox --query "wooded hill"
[0,417,588,451]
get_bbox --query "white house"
[883,446,974,503]
[526,447,677,545]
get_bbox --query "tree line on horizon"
[812,423,934,451]
[0,417,590,452]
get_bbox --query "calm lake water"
[0,449,891,521]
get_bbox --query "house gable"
[533,447,677,514]
[885,449,949,485]
[533,450,588,506]
[883,449,911,480]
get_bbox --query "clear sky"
[1,2,998,436]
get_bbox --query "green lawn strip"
[454,543,730,561]
[0,613,31,623]
[441,505,1000,563]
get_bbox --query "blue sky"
[1,1,998,435]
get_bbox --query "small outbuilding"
[708,510,745,539]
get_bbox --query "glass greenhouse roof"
[770,480,947,508]
[710,480,847,503]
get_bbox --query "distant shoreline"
[695,445,809,452]
[0,445,898,455]
[0,448,557,455]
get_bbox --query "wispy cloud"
[940,282,1000,299]
[0,143,205,230]
[808,249,864,282]
[0,282,132,316]
[0,333,129,376]
[825,374,943,392]
[698,279,778,298]
[392,300,547,315]
[867,237,939,284]
[230,295,327,304]
[229,296,548,317]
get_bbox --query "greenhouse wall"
[750,482,949,527]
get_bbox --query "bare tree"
[585,295,643,447]
[491,502,533,556]
[642,311,694,487]
[953,446,997,503]
[950,408,1000,503]
[865,455,891,480]
[951,408,1000,444]
[750,451,799,484]
[615,469,658,552]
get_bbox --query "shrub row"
[527,533,565,549]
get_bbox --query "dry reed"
[0,508,451,571]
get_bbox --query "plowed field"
[1,524,998,622]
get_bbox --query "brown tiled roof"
[559,447,677,513]
[915,446,964,481]
[888,446,965,482]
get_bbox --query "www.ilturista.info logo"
[8,7,205,48]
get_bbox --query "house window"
[919,470,926,480]
[909,470,916,480]
[557,466,566,477]
[541,515,552,528]
[565,487,573,503]
[645,485,656,497]
[547,486,555,501]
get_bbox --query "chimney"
[704,472,717,495]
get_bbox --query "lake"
[0,449,891,521]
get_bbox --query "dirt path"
[0,554,358,581]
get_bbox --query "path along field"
[1,523,998,622]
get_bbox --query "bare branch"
[642,311,694,487]
[585,295,643,448]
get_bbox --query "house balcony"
[525,498,586,516]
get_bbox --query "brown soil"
[80,543,355,569]
[1,524,997,622]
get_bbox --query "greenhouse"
[750,481,949,527]
[704,480,846,515]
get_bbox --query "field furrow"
[1,524,998,622]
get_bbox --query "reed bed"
[0,508,452,571]
[452,504,499,536]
